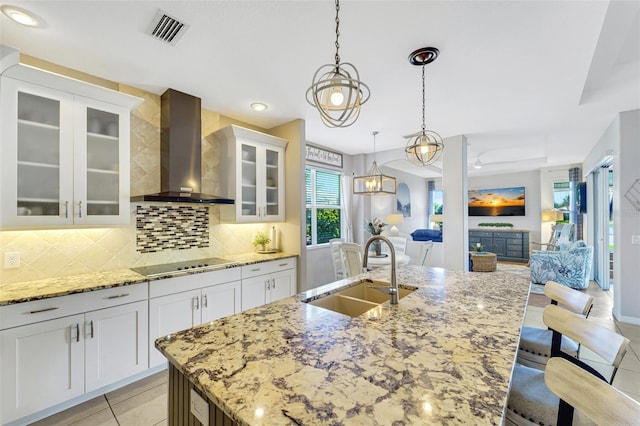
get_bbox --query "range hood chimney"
[131,89,234,204]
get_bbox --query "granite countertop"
[156,266,531,425]
[0,252,296,306]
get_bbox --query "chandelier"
[404,47,443,166]
[353,131,396,195]
[306,0,370,128]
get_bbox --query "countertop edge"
[0,253,297,306]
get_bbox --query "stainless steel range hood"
[131,89,234,204]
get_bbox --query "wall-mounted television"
[468,186,526,216]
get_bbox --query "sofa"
[410,229,442,243]
[529,240,593,289]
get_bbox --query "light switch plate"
[4,252,20,269]
[190,389,209,425]
[632,235,640,245]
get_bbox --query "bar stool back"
[517,281,594,370]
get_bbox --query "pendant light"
[306,0,370,128]
[353,131,396,195]
[404,47,443,166]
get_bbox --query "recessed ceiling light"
[250,102,267,112]
[1,5,43,27]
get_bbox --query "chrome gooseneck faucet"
[363,235,398,304]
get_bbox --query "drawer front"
[86,283,148,311]
[149,267,241,298]
[494,232,522,238]
[242,258,296,279]
[470,231,493,238]
[0,282,148,330]
[0,294,88,330]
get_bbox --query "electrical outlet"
[190,389,209,425]
[632,235,640,245]
[4,252,20,269]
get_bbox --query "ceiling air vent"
[148,10,190,46]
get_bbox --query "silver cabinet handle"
[202,294,208,308]
[65,201,69,218]
[75,323,80,342]
[279,263,288,267]
[107,293,130,299]
[90,320,94,338]
[266,279,271,290]
[193,296,200,310]
[28,306,59,314]
[78,201,82,218]
[251,268,261,272]
[271,278,275,289]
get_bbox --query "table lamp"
[386,214,403,236]
[430,214,443,231]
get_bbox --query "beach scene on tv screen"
[469,186,526,216]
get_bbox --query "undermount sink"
[305,280,417,318]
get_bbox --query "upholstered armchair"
[529,240,593,289]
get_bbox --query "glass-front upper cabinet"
[215,125,288,223]
[1,72,141,228]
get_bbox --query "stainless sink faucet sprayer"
[363,235,399,304]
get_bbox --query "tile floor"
[33,273,640,425]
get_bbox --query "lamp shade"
[386,214,403,225]
[430,214,443,223]
[541,209,562,222]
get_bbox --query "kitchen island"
[156,265,530,425]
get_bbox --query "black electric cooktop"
[130,257,232,277]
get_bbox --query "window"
[306,167,341,246]
[553,182,570,221]
[432,190,443,215]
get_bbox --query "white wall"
[584,110,640,324]
[372,166,428,235]
[468,170,542,246]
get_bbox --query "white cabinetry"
[214,125,288,223]
[0,283,148,425]
[0,65,141,227]
[149,268,242,368]
[85,300,148,392]
[241,258,296,311]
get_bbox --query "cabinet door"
[268,269,294,303]
[241,275,267,311]
[237,142,260,221]
[0,314,84,424]
[262,145,285,222]
[492,238,507,256]
[0,77,75,226]
[73,98,130,225]
[201,280,242,324]
[85,300,148,392]
[148,289,200,368]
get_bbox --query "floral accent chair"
[529,240,593,289]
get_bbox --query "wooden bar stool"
[506,304,630,426]
[545,357,640,425]
[518,280,594,370]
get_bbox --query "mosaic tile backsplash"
[136,206,209,253]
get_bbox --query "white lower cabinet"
[241,258,296,311]
[85,300,148,392]
[0,283,148,425]
[148,269,242,368]
[0,314,85,424]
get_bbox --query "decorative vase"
[260,244,266,252]
[372,240,382,256]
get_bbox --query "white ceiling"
[2,1,639,178]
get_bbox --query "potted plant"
[253,232,271,252]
